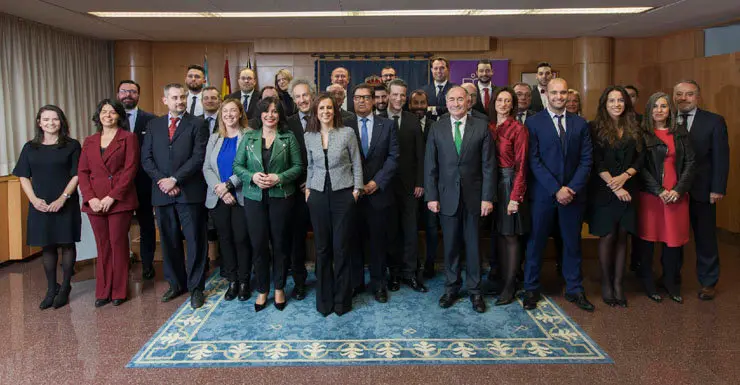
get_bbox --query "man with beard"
[381,66,397,85]
[473,59,499,115]
[117,80,157,279]
[201,86,221,133]
[327,83,356,125]
[227,67,260,119]
[374,84,389,117]
[530,62,553,112]
[284,78,315,300]
[421,57,457,118]
[185,64,206,117]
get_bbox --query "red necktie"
[168,117,179,140]
[483,88,490,111]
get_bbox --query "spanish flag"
[221,59,231,99]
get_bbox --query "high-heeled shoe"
[52,285,71,309]
[254,301,267,312]
[274,290,287,311]
[39,283,60,310]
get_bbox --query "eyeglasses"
[118,89,138,95]
[353,95,372,101]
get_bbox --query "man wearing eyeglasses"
[381,66,397,85]
[227,67,260,120]
[117,79,158,280]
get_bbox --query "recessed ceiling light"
[89,8,653,18]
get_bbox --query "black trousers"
[689,199,720,287]
[244,196,293,294]
[288,192,309,287]
[211,201,251,283]
[307,187,355,315]
[636,238,683,293]
[439,199,482,295]
[388,190,420,279]
[156,203,209,292]
[420,200,440,266]
[356,199,391,291]
[135,185,156,269]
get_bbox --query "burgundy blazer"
[78,129,140,215]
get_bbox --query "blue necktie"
[360,118,369,156]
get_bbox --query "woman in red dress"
[488,87,529,305]
[636,92,695,303]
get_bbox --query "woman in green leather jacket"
[233,96,302,312]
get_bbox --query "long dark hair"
[487,87,518,121]
[92,98,127,132]
[592,86,641,149]
[254,96,288,132]
[643,92,678,134]
[306,93,343,133]
[31,105,72,148]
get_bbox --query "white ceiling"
[2,0,739,41]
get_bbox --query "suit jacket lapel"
[367,119,383,157]
[171,114,189,143]
[101,129,124,165]
[438,118,458,159]
[564,113,575,157]
[543,113,565,156]
[459,119,475,158]
[88,133,110,175]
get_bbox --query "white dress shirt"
[187,91,203,116]
[537,85,549,109]
[547,108,567,135]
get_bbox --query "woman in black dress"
[13,105,82,309]
[587,86,643,307]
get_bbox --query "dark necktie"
[680,113,690,130]
[393,115,400,129]
[126,112,132,131]
[168,117,179,140]
[436,85,444,98]
[243,94,250,116]
[189,96,197,115]
[207,117,215,132]
[302,115,308,130]
[555,114,565,149]
[517,112,525,124]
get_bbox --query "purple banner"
[449,59,509,87]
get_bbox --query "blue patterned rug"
[128,271,611,367]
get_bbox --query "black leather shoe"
[495,292,515,306]
[388,277,401,292]
[522,291,541,310]
[190,289,205,309]
[52,285,71,309]
[274,300,287,311]
[254,302,267,312]
[112,298,126,306]
[95,298,111,308]
[142,266,155,280]
[603,297,618,307]
[237,282,251,301]
[40,283,60,310]
[224,281,238,301]
[291,284,307,300]
[438,293,458,308]
[352,284,366,298]
[564,292,595,312]
[423,264,435,279]
[471,294,486,313]
[374,289,388,303]
[161,286,184,303]
[646,292,663,303]
[402,277,428,292]
[667,293,683,304]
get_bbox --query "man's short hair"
[373,84,388,94]
[352,83,375,98]
[381,66,396,72]
[202,86,220,95]
[536,61,552,70]
[410,89,428,102]
[513,82,532,90]
[674,79,701,93]
[289,78,316,98]
[476,59,493,68]
[431,56,450,68]
[624,85,639,96]
[117,80,140,92]
[163,83,185,96]
[388,79,409,92]
[187,64,205,75]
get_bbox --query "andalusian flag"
[203,54,210,86]
[221,59,232,99]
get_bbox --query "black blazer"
[687,109,729,201]
[640,128,696,197]
[424,116,496,216]
[530,85,547,113]
[340,109,356,126]
[286,114,308,185]
[227,90,261,119]
[420,113,436,143]
[517,109,538,125]
[141,113,210,206]
[588,128,644,206]
[472,82,501,115]
[389,111,425,194]
[421,81,458,117]
[347,115,400,208]
[124,109,157,194]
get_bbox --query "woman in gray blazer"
[202,98,251,301]
[304,93,363,317]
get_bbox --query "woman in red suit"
[636,92,695,304]
[488,87,529,306]
[78,99,140,307]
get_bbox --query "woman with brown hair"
[487,87,529,306]
[636,92,695,303]
[586,86,643,307]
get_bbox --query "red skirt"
[637,192,689,247]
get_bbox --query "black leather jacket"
[640,128,695,196]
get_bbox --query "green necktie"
[454,120,462,154]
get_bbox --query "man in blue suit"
[421,56,457,119]
[347,83,400,303]
[523,78,594,312]
[141,83,210,309]
[425,86,495,313]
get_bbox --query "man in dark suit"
[373,84,389,117]
[185,65,206,117]
[141,83,210,309]
[460,83,490,122]
[381,66,397,85]
[513,82,538,125]
[227,67,260,119]
[674,80,729,300]
[624,85,643,124]
[425,86,495,313]
[421,56,457,119]
[201,86,221,133]
[284,78,315,300]
[410,89,439,277]
[523,78,594,312]
[347,83,399,303]
[327,83,357,125]
[117,80,157,280]
[472,59,500,115]
[386,79,427,292]
[529,62,553,113]
[331,66,353,112]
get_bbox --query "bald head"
[461,83,478,111]
[546,78,569,114]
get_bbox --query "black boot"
[40,283,60,310]
[52,284,71,309]
[224,281,238,301]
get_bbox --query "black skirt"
[495,168,530,236]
